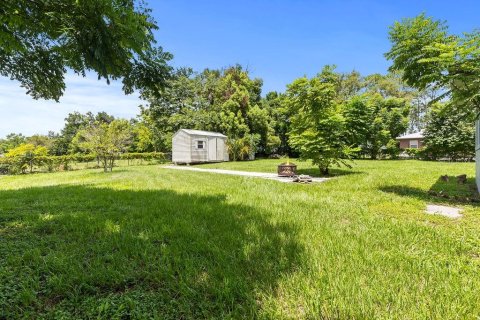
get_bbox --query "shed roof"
[178,129,227,138]
[396,131,424,140]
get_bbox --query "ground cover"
[1,160,479,318]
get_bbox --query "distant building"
[172,129,229,164]
[396,131,424,149]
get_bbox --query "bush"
[383,139,401,159]
[0,157,12,175]
[120,152,167,163]
[404,148,420,159]
[0,152,167,175]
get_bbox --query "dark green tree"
[0,0,172,101]
[50,111,115,155]
[0,133,26,154]
[140,65,278,157]
[423,103,475,161]
[343,95,409,159]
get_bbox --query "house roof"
[179,129,227,138]
[396,131,424,140]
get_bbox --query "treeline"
[136,64,474,167]
[138,65,418,162]
[1,64,474,175]
[0,115,168,174]
[0,151,167,175]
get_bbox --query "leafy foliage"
[0,133,25,154]
[4,143,47,173]
[140,66,281,156]
[74,120,133,172]
[286,67,358,174]
[386,13,480,112]
[0,0,172,101]
[423,103,475,160]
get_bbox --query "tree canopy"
[74,119,132,171]
[386,13,480,113]
[0,0,172,101]
[423,103,475,161]
[285,67,359,174]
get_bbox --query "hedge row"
[0,152,168,175]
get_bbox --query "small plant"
[404,148,420,159]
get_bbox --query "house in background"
[396,131,424,150]
[172,129,229,164]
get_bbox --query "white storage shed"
[172,129,229,164]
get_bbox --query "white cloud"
[0,72,145,137]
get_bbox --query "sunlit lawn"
[1,160,479,319]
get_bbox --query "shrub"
[404,148,420,159]
[0,152,167,175]
[383,139,401,159]
[5,143,47,173]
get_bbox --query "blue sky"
[1,0,478,137]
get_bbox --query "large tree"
[423,103,475,161]
[140,65,281,157]
[343,95,410,159]
[286,66,358,175]
[50,111,115,155]
[0,0,172,101]
[0,133,26,154]
[386,14,480,113]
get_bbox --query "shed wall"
[172,131,191,163]
[172,130,229,164]
[222,138,229,161]
[190,135,208,162]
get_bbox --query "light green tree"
[386,13,480,112]
[286,67,358,175]
[5,143,48,173]
[74,120,132,172]
[132,122,155,152]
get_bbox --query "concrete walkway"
[425,204,463,219]
[163,165,329,183]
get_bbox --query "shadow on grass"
[379,176,479,206]
[0,185,304,318]
[296,167,363,178]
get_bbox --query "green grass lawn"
[1,160,479,319]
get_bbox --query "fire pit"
[278,162,297,177]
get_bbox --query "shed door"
[216,139,224,160]
[208,137,217,161]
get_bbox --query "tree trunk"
[319,166,329,176]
